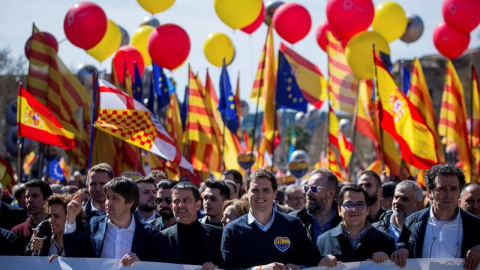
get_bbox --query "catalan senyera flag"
[23,151,36,176]
[329,106,353,169]
[0,157,15,193]
[95,79,193,172]
[234,73,243,129]
[439,60,471,180]
[408,58,445,163]
[326,31,358,114]
[18,85,75,149]
[279,43,328,109]
[316,149,343,180]
[472,66,480,177]
[375,55,438,170]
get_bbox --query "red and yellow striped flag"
[162,92,184,178]
[472,66,480,177]
[316,148,343,180]
[234,73,243,130]
[329,106,353,169]
[0,157,15,193]
[409,58,445,163]
[439,60,471,181]
[326,31,358,114]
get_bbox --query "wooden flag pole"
[87,72,99,170]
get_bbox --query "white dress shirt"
[422,207,463,258]
[101,215,136,259]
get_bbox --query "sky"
[1,0,479,112]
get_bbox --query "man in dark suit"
[0,185,27,230]
[392,164,480,270]
[82,163,113,222]
[159,182,222,269]
[64,176,162,266]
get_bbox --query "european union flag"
[180,85,188,131]
[402,67,411,95]
[133,62,143,102]
[218,61,239,133]
[147,72,155,112]
[49,158,65,181]
[276,51,308,113]
[152,62,171,109]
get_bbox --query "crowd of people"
[1,163,480,270]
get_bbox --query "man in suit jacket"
[64,176,162,266]
[159,182,222,269]
[392,164,480,270]
[0,190,27,230]
[82,163,113,222]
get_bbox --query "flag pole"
[399,60,405,179]
[45,145,50,181]
[270,104,278,173]
[87,71,99,170]
[17,83,24,183]
[372,44,386,171]
[470,64,474,180]
[348,79,361,181]
[37,143,44,180]
[220,64,226,173]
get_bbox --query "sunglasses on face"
[341,202,367,211]
[155,197,172,205]
[303,185,331,193]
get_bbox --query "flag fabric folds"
[0,157,15,193]
[218,63,240,134]
[18,85,75,149]
[133,63,143,102]
[329,106,353,169]
[48,158,66,181]
[408,58,445,163]
[374,55,438,170]
[276,51,308,112]
[472,66,480,177]
[326,31,358,114]
[95,79,193,172]
[152,63,171,110]
[439,60,471,180]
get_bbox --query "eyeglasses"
[303,185,331,193]
[341,202,367,211]
[155,197,172,204]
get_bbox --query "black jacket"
[0,201,27,230]
[289,206,342,243]
[397,207,480,258]
[372,210,393,234]
[82,199,104,223]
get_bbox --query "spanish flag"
[17,85,75,149]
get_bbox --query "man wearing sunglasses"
[149,179,177,231]
[290,169,341,243]
[317,185,396,267]
[134,176,160,222]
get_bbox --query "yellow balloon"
[204,32,235,67]
[87,19,121,62]
[214,0,262,29]
[131,25,155,66]
[345,31,390,79]
[137,0,175,14]
[372,1,408,43]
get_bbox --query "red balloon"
[64,2,107,50]
[433,22,470,59]
[113,46,145,85]
[148,24,190,70]
[326,0,374,41]
[24,32,58,59]
[442,0,480,34]
[272,3,311,44]
[315,20,341,52]
[241,2,265,34]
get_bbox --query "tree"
[283,125,311,154]
[0,47,26,76]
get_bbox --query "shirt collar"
[429,206,461,225]
[247,209,276,231]
[107,214,136,232]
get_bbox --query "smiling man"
[317,185,396,266]
[221,169,319,270]
[392,164,480,270]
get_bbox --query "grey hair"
[396,180,423,203]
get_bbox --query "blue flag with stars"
[276,51,308,113]
[180,85,188,131]
[48,158,65,181]
[402,67,411,95]
[152,62,171,109]
[147,71,155,112]
[218,62,239,134]
[133,62,143,102]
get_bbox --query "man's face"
[305,174,333,213]
[137,182,156,212]
[105,189,133,222]
[392,186,420,219]
[460,185,480,218]
[26,187,48,216]
[172,189,200,225]
[226,182,239,199]
[429,175,461,215]
[247,177,276,215]
[87,171,110,204]
[222,173,242,195]
[203,187,225,218]
[156,188,174,220]
[358,174,381,205]
[286,189,306,210]
[339,191,369,228]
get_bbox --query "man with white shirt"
[392,164,480,270]
[134,176,160,222]
[63,177,162,266]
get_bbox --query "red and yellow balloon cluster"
[434,0,480,59]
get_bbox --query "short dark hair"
[135,176,157,187]
[25,180,53,200]
[311,168,339,196]
[45,193,84,224]
[381,182,396,198]
[147,170,167,180]
[246,169,278,191]
[461,182,480,198]
[276,188,286,205]
[103,176,139,213]
[224,179,238,194]
[360,170,382,188]
[157,179,178,190]
[337,184,371,206]
[205,179,230,200]
[426,163,466,191]
[87,163,114,185]
[173,182,201,202]
[223,169,243,185]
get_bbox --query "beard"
[369,193,378,206]
[159,208,174,220]
[306,197,327,213]
[138,203,156,212]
